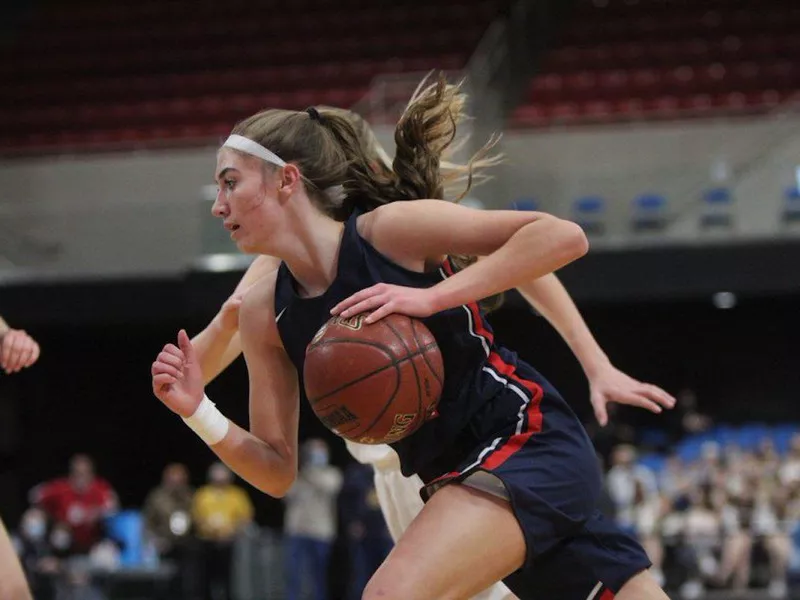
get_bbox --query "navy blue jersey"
[274,209,653,598]
[274,209,536,478]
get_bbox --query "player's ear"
[278,164,302,196]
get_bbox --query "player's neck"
[279,213,345,299]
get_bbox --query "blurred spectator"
[12,508,59,599]
[658,453,691,505]
[717,488,755,594]
[606,445,663,584]
[679,485,726,598]
[693,441,725,488]
[757,439,782,480]
[753,490,791,598]
[633,480,667,587]
[606,445,658,528]
[665,388,712,443]
[339,462,392,600]
[53,559,107,600]
[143,463,196,599]
[143,463,194,553]
[779,434,800,486]
[284,439,343,600]
[31,455,118,555]
[192,462,253,600]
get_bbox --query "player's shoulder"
[239,268,283,347]
[240,266,279,321]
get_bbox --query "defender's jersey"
[274,209,531,479]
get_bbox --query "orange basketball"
[304,313,444,444]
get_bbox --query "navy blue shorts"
[421,361,651,600]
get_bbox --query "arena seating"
[0,0,501,154]
[637,422,800,467]
[511,0,800,127]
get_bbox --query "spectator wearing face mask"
[283,439,343,600]
[12,508,59,599]
[192,462,254,600]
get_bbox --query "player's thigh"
[0,519,32,600]
[616,570,670,600]
[363,483,525,600]
[470,581,518,600]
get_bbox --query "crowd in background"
[607,436,800,599]
[12,430,800,599]
[10,439,391,600]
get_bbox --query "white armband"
[182,395,229,446]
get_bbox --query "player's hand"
[1,329,41,374]
[151,329,205,418]
[588,362,675,426]
[214,287,251,333]
[331,283,438,324]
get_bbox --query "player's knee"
[362,573,414,600]
[362,578,395,600]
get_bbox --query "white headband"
[223,133,346,207]
[223,134,286,167]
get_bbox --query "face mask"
[23,519,46,541]
[51,528,71,550]
[307,449,329,467]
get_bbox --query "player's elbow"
[267,475,295,498]
[555,218,589,263]
[260,464,297,498]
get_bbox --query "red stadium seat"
[0,0,499,152]
[512,0,800,127]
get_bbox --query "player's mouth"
[224,222,241,236]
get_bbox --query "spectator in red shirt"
[32,454,118,554]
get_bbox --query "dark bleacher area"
[0,0,501,154]
[3,0,798,152]
[512,0,800,127]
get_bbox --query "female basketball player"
[0,318,41,600]
[152,76,673,599]
[192,254,673,599]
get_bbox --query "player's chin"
[233,236,256,254]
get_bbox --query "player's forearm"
[431,217,588,313]
[193,319,242,385]
[210,423,296,497]
[516,274,610,378]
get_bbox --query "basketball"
[304,313,444,445]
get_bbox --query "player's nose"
[211,194,228,218]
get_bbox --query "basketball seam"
[306,341,437,406]
[347,358,404,440]
[308,337,397,356]
[314,364,401,436]
[410,319,444,388]
[383,317,424,435]
[335,360,402,436]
